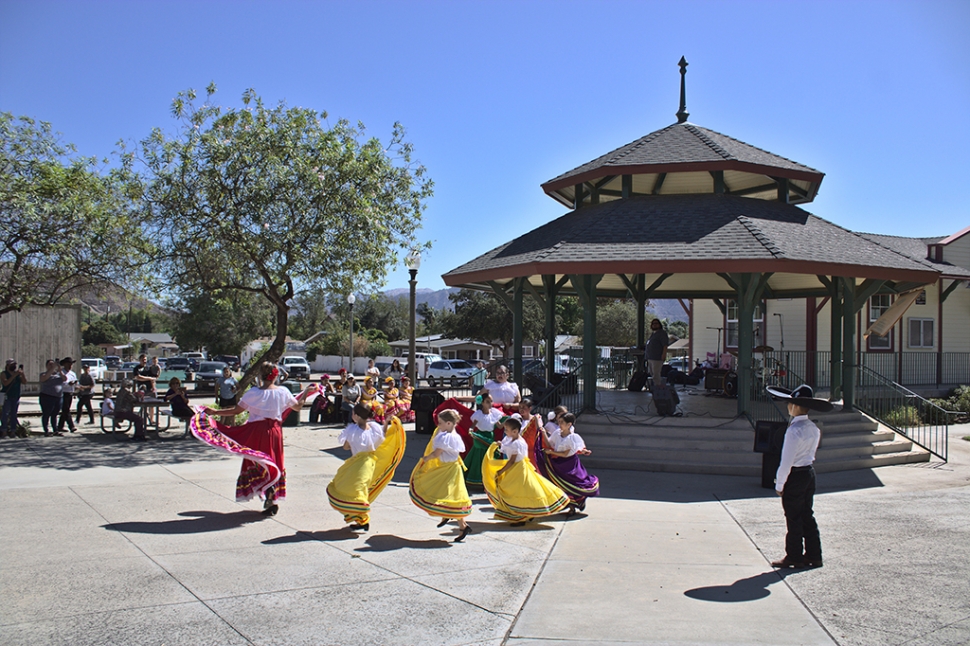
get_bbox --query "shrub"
[883,405,921,428]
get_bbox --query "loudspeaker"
[753,421,786,453]
[411,388,445,413]
[414,410,436,435]
[761,452,781,489]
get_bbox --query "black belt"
[791,465,814,471]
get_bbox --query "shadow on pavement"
[1,431,232,471]
[102,510,264,534]
[355,534,452,552]
[262,528,361,544]
[684,569,796,602]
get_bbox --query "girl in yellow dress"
[360,376,385,423]
[398,375,415,422]
[409,409,473,542]
[326,403,406,531]
[381,376,402,419]
[483,416,570,526]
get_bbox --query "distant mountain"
[384,287,459,311]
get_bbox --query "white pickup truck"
[81,358,107,381]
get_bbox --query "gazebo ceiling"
[541,122,824,208]
[442,194,941,295]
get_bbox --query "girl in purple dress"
[534,412,599,516]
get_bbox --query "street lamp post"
[347,293,356,375]
[405,251,421,386]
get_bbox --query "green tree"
[131,86,432,387]
[667,319,689,340]
[596,300,639,347]
[0,113,149,317]
[171,291,274,357]
[441,289,543,357]
[81,343,105,358]
[357,294,410,343]
[82,318,126,346]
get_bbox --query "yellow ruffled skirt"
[482,441,569,522]
[327,418,406,525]
[409,430,472,519]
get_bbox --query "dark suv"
[194,361,229,391]
[212,355,241,370]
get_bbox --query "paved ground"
[1,404,968,645]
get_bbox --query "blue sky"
[2,0,968,294]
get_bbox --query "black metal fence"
[855,365,954,461]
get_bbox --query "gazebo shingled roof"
[443,195,940,293]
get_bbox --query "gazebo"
[443,59,942,418]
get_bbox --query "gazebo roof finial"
[676,56,690,124]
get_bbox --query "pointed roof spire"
[676,56,690,124]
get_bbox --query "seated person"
[310,374,336,424]
[114,380,147,441]
[164,377,193,420]
[483,366,521,405]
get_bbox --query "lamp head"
[405,250,421,271]
[347,293,356,306]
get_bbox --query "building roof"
[127,333,174,345]
[858,232,970,280]
[541,122,825,207]
[443,194,940,292]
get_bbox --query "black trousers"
[57,393,77,431]
[75,394,95,423]
[781,466,822,562]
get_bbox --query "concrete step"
[584,425,754,443]
[815,449,930,473]
[816,420,880,434]
[818,429,897,448]
[589,434,754,453]
[586,446,761,467]
[817,438,915,460]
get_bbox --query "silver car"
[426,360,476,388]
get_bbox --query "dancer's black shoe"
[454,526,472,543]
[349,523,369,532]
[437,518,450,528]
[261,504,279,516]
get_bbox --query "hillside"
[383,287,459,311]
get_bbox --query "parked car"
[165,357,191,372]
[121,361,140,372]
[81,358,107,381]
[280,356,310,379]
[193,361,229,391]
[155,357,168,370]
[426,360,476,388]
[667,357,690,373]
[183,351,206,363]
[104,355,122,370]
[212,354,241,370]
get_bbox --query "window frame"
[867,294,893,351]
[907,317,935,349]
[725,299,765,349]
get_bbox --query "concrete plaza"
[1,409,968,645]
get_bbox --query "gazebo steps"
[577,408,930,476]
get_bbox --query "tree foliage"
[595,300,639,347]
[130,86,432,386]
[82,318,126,346]
[170,290,274,356]
[0,113,149,317]
[440,289,544,357]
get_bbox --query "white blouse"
[484,379,520,404]
[432,430,464,462]
[471,408,503,431]
[240,387,298,422]
[554,432,586,457]
[503,437,528,463]
[339,421,385,455]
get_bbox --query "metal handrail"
[529,360,585,415]
[855,365,953,461]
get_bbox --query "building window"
[908,318,934,348]
[915,290,926,305]
[523,346,534,358]
[868,295,892,350]
[725,300,764,348]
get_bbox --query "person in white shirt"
[410,409,472,542]
[766,384,832,569]
[483,366,520,406]
[56,357,79,433]
[200,362,313,516]
[537,412,599,515]
[101,388,115,416]
[327,403,406,532]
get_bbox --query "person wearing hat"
[1,359,27,438]
[766,384,832,569]
[56,357,79,433]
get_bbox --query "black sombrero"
[765,384,834,412]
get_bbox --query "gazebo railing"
[855,365,953,462]
[529,360,586,417]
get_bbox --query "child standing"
[327,403,406,531]
[409,409,473,542]
[465,390,504,487]
[535,412,599,516]
[482,417,569,526]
